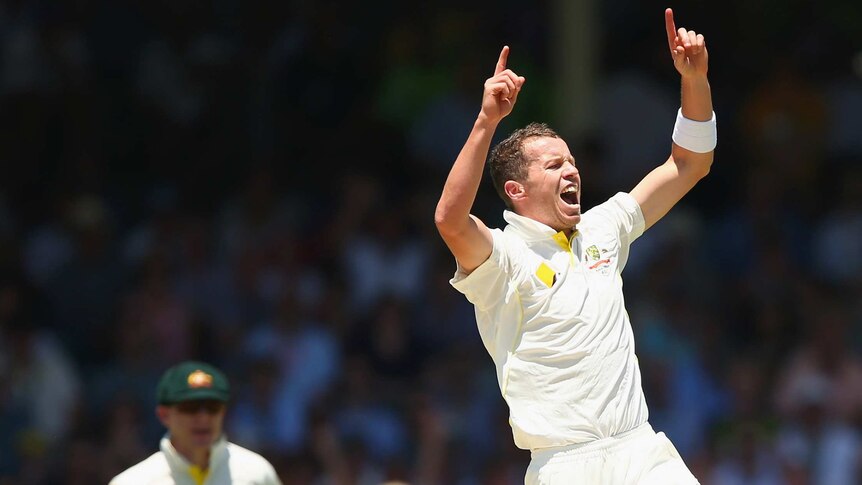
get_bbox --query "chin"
[554,204,581,226]
[562,210,581,225]
[192,435,215,448]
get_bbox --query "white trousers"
[524,423,700,485]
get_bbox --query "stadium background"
[0,0,861,483]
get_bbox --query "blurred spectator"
[340,196,431,315]
[0,0,54,96]
[0,272,81,477]
[332,355,408,465]
[775,373,862,485]
[173,215,243,330]
[775,302,862,422]
[739,56,827,194]
[43,194,124,367]
[709,422,785,485]
[233,289,341,452]
[812,168,862,287]
[21,194,75,289]
[98,395,151,478]
[119,251,194,365]
[347,296,428,397]
[824,65,862,160]
[227,357,291,454]
[595,66,677,189]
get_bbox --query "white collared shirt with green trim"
[451,192,648,451]
[109,435,282,485]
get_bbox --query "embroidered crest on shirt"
[585,245,612,275]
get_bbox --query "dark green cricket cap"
[156,361,230,405]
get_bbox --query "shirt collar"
[503,210,577,248]
[160,433,229,473]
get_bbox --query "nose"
[563,161,578,178]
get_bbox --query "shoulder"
[109,452,170,485]
[462,226,529,273]
[582,192,644,236]
[479,226,534,274]
[497,226,530,250]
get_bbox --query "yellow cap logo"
[187,370,213,389]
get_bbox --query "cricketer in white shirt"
[109,435,281,485]
[435,9,713,483]
[452,192,647,450]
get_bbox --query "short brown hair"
[488,123,561,208]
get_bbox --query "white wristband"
[672,109,717,153]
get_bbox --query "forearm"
[673,74,714,174]
[680,74,712,121]
[633,8,715,230]
[434,115,499,234]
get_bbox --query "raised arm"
[434,46,525,272]
[630,8,715,230]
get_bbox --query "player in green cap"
[109,361,282,485]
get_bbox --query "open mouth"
[560,184,579,206]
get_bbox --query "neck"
[172,439,211,469]
[509,207,576,237]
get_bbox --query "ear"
[504,180,526,202]
[156,405,171,427]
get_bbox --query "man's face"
[513,136,582,232]
[158,400,226,454]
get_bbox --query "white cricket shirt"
[451,192,648,450]
[109,435,282,485]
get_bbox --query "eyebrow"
[543,155,575,166]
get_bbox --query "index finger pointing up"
[664,8,677,50]
[495,46,510,75]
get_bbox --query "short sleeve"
[596,192,645,245]
[450,228,515,312]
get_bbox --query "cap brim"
[161,388,229,404]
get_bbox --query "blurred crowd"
[1,0,861,484]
